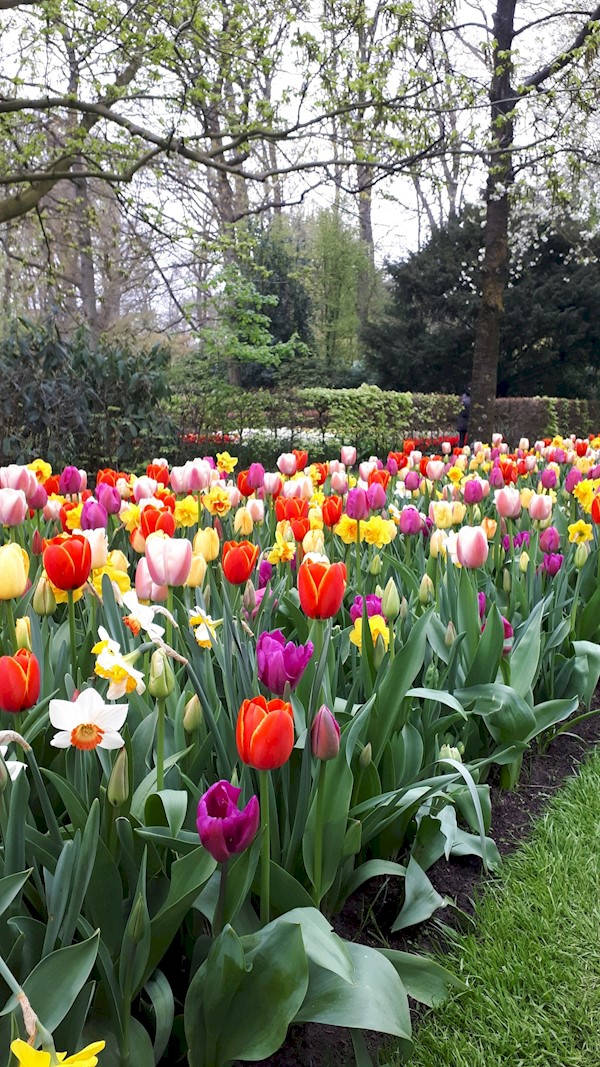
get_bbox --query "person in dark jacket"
[457,387,470,448]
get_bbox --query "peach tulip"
[457,526,489,569]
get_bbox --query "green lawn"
[384,746,600,1067]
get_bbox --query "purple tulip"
[366,482,387,512]
[28,483,48,511]
[488,465,504,489]
[349,594,383,623]
[247,463,265,490]
[478,592,486,618]
[387,457,399,477]
[541,553,564,577]
[80,499,108,530]
[463,479,484,505]
[399,505,422,536]
[256,629,314,696]
[59,466,84,495]
[258,560,274,589]
[96,482,122,515]
[311,705,341,761]
[196,780,259,863]
[564,469,583,494]
[404,470,421,492]
[541,468,557,490]
[539,526,561,553]
[590,465,600,480]
[346,488,369,521]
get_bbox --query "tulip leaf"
[572,640,600,709]
[464,602,504,687]
[372,608,430,762]
[341,859,406,902]
[510,599,544,697]
[378,949,465,1006]
[145,969,175,1066]
[303,753,353,897]
[263,908,354,983]
[41,768,88,832]
[391,856,447,932]
[524,696,579,743]
[295,941,411,1040]
[144,790,188,836]
[4,771,29,878]
[1,930,100,1034]
[0,870,31,919]
[142,846,216,986]
[267,862,315,912]
[130,748,193,820]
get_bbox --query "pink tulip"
[277,453,297,476]
[341,446,357,466]
[247,498,265,522]
[0,465,38,500]
[263,473,282,496]
[330,471,348,495]
[282,479,303,499]
[540,468,557,490]
[519,438,530,451]
[43,497,63,521]
[28,483,48,511]
[0,488,28,526]
[145,534,192,586]
[135,557,168,602]
[359,461,377,482]
[80,529,109,570]
[226,486,242,508]
[170,466,187,493]
[441,442,451,455]
[404,470,421,492]
[133,476,158,503]
[328,460,343,474]
[529,493,553,522]
[525,456,537,472]
[457,526,489,569]
[495,487,521,519]
[426,460,446,482]
[184,460,212,492]
[492,433,503,447]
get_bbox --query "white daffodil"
[0,745,26,779]
[121,590,176,641]
[49,688,128,750]
[92,626,146,698]
[188,608,222,649]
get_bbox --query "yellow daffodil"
[120,504,141,533]
[567,519,593,544]
[310,490,325,509]
[10,1039,105,1067]
[174,495,199,528]
[216,451,238,474]
[362,516,397,548]
[27,458,52,481]
[447,466,464,485]
[573,479,597,513]
[93,627,145,698]
[268,529,296,564]
[91,562,131,600]
[334,515,361,544]
[349,614,390,654]
[202,486,231,517]
[64,502,83,531]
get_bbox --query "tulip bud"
[15,617,32,651]
[575,542,590,570]
[439,743,462,763]
[31,528,44,556]
[369,553,382,576]
[418,574,434,605]
[311,704,341,761]
[503,569,511,593]
[149,649,175,699]
[424,662,439,688]
[399,596,408,620]
[32,574,56,616]
[243,579,257,613]
[381,577,400,621]
[359,742,372,769]
[519,551,530,573]
[107,747,129,806]
[129,893,147,943]
[373,633,387,670]
[183,693,203,732]
[444,620,457,647]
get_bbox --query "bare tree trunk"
[73,163,98,339]
[469,0,516,442]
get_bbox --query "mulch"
[250,711,600,1067]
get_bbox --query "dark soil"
[250,712,600,1067]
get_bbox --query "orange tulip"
[292,449,308,471]
[222,540,259,585]
[322,495,343,528]
[236,695,295,770]
[275,497,309,523]
[140,507,176,540]
[43,534,92,591]
[297,559,346,619]
[368,468,391,491]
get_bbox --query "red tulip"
[146,463,169,487]
[322,495,343,528]
[221,540,259,585]
[292,449,308,471]
[237,470,252,498]
[290,518,311,542]
[312,462,328,486]
[140,507,176,540]
[298,560,346,619]
[0,649,40,713]
[236,695,295,770]
[368,468,390,491]
[43,534,92,591]
[275,497,309,523]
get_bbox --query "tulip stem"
[259,770,271,926]
[66,590,77,681]
[2,601,18,655]
[156,698,166,791]
[214,860,229,936]
[355,520,362,594]
[166,588,174,648]
[312,759,327,909]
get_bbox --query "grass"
[383,746,600,1067]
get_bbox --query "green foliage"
[0,318,174,469]
[364,205,600,399]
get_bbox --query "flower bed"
[0,433,599,1066]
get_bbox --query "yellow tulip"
[185,552,208,588]
[0,543,29,599]
[193,526,220,561]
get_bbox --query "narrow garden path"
[384,744,600,1066]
